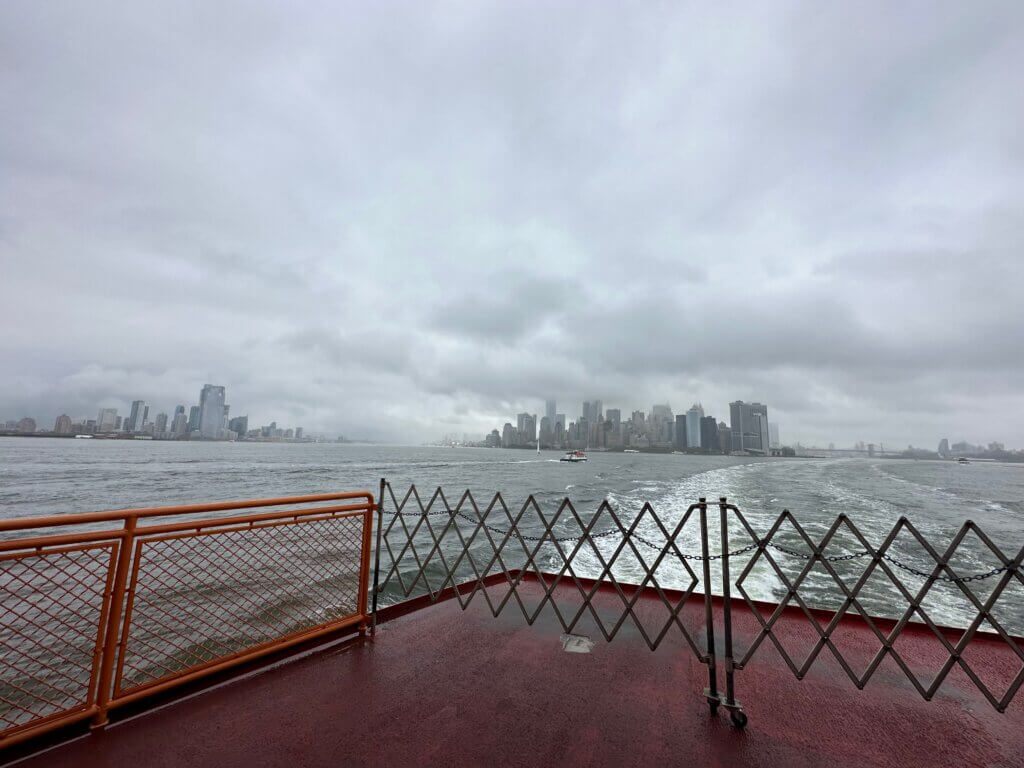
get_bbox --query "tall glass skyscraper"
[198,384,226,439]
[686,404,704,449]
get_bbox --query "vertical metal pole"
[698,497,719,712]
[370,478,385,637]
[92,515,136,728]
[719,497,744,725]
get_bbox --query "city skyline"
[3,387,1021,454]
[1,383,306,441]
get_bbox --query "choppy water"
[2,438,1024,632]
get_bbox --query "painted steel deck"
[12,577,1024,768]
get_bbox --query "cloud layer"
[3,2,1023,446]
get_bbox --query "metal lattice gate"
[371,481,1024,727]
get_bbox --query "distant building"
[582,401,603,426]
[606,409,621,427]
[501,423,516,448]
[539,416,552,448]
[228,415,249,437]
[17,417,36,433]
[170,411,189,437]
[521,414,537,444]
[198,384,226,439]
[937,438,950,459]
[128,400,148,432]
[674,415,687,451]
[545,400,556,428]
[188,406,201,433]
[54,414,73,434]
[486,429,501,447]
[154,413,169,436]
[700,416,720,453]
[685,404,704,449]
[651,403,672,422]
[295,427,303,439]
[718,421,731,454]
[730,401,769,454]
[768,423,780,449]
[97,408,118,432]
[753,413,770,455]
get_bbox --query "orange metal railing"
[0,491,375,749]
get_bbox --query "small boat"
[624,449,639,454]
[560,450,588,462]
[956,457,970,464]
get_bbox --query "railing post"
[698,497,719,713]
[719,497,746,727]
[370,478,385,637]
[91,515,136,729]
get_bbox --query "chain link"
[383,507,1018,579]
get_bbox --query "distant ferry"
[74,434,93,439]
[560,450,587,463]
[956,457,970,464]
[624,449,639,454]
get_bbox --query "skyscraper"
[700,415,719,453]
[54,414,73,434]
[517,412,530,435]
[128,400,148,432]
[718,422,731,454]
[97,408,118,432]
[545,400,556,427]
[188,406,201,433]
[686,404,704,449]
[768,423,780,449]
[539,416,552,447]
[171,411,189,437]
[674,414,687,451]
[154,412,169,436]
[198,384,226,439]
[730,401,769,454]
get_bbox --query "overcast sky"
[2,2,1023,447]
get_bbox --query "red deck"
[11,577,1024,768]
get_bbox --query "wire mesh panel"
[375,483,712,661]
[0,543,116,738]
[115,514,368,696]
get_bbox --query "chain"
[382,507,1018,579]
[767,543,1014,582]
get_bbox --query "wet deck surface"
[14,579,1024,768]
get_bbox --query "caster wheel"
[730,710,748,728]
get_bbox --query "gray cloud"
[2,1,1024,447]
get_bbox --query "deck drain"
[560,634,594,654]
